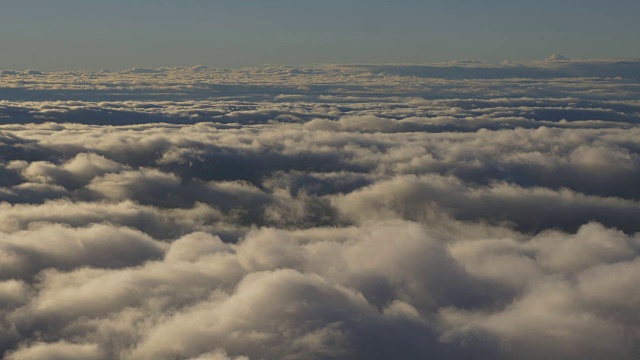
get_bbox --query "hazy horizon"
[2,0,640,70]
[1,57,639,73]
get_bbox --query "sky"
[1,0,640,70]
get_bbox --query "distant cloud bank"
[1,60,640,359]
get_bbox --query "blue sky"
[1,0,639,70]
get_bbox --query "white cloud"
[0,61,639,359]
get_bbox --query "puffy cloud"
[0,219,638,359]
[128,269,374,359]
[332,173,640,233]
[0,200,228,240]
[1,62,640,359]
[4,342,104,360]
[21,153,127,190]
[0,223,166,281]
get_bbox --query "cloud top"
[1,62,639,359]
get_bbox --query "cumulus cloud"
[1,61,640,359]
[0,223,166,281]
[4,342,104,360]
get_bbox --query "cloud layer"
[1,61,640,359]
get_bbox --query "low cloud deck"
[1,61,640,360]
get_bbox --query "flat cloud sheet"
[1,60,640,359]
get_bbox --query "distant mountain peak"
[546,53,570,62]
